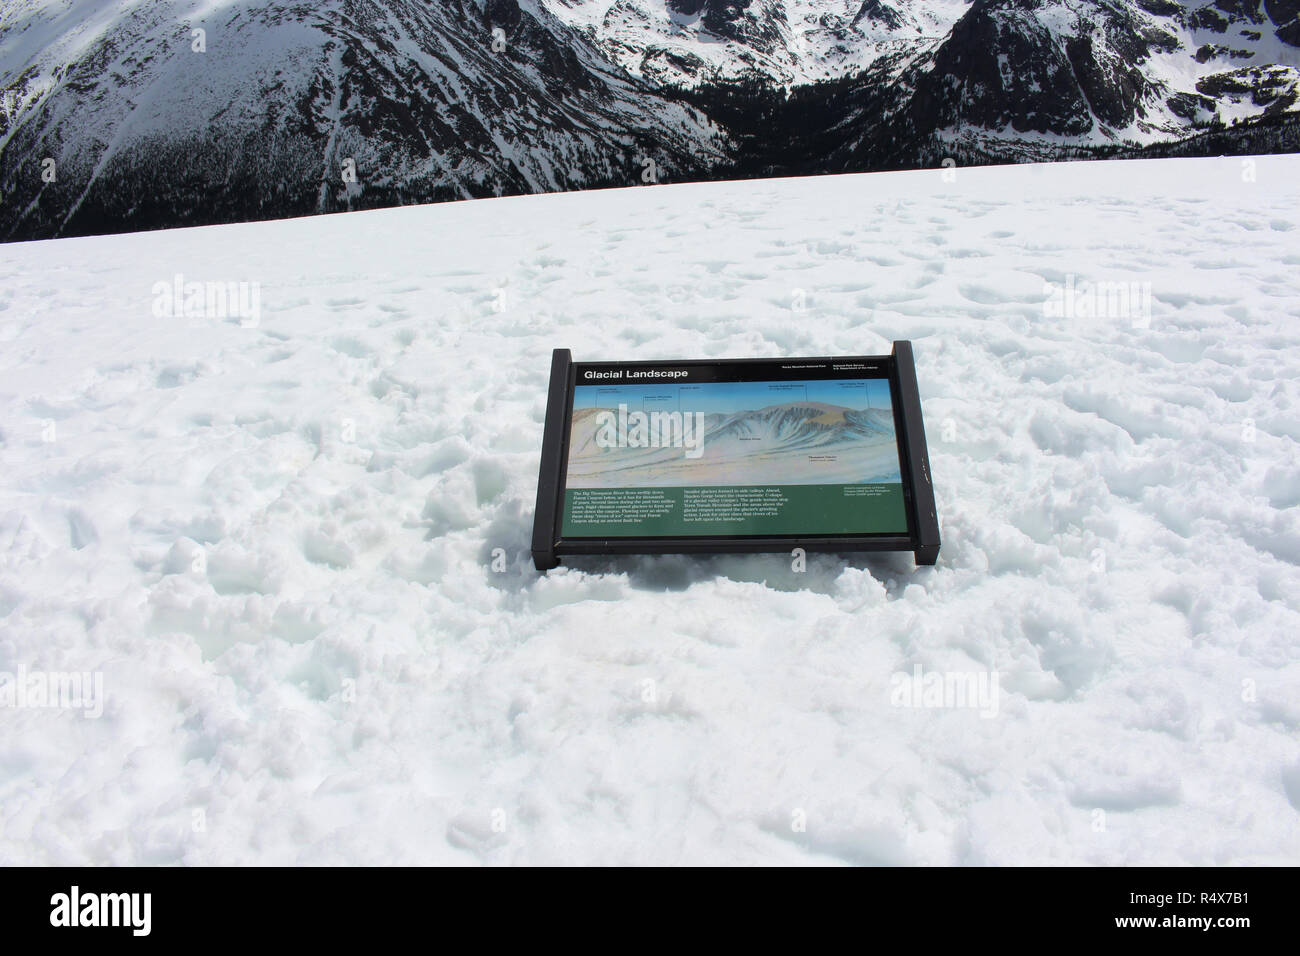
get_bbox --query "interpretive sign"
[531,342,939,570]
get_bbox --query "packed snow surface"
[1,156,1298,865]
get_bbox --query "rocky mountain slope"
[0,0,727,240]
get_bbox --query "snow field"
[0,155,1298,864]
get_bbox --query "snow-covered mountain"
[543,0,970,84]
[0,0,727,239]
[547,0,1300,138]
[906,0,1300,145]
[545,0,1300,92]
[1,0,1298,240]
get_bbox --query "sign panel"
[532,342,939,570]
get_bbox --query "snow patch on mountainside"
[543,0,968,84]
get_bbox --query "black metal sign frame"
[531,341,939,571]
